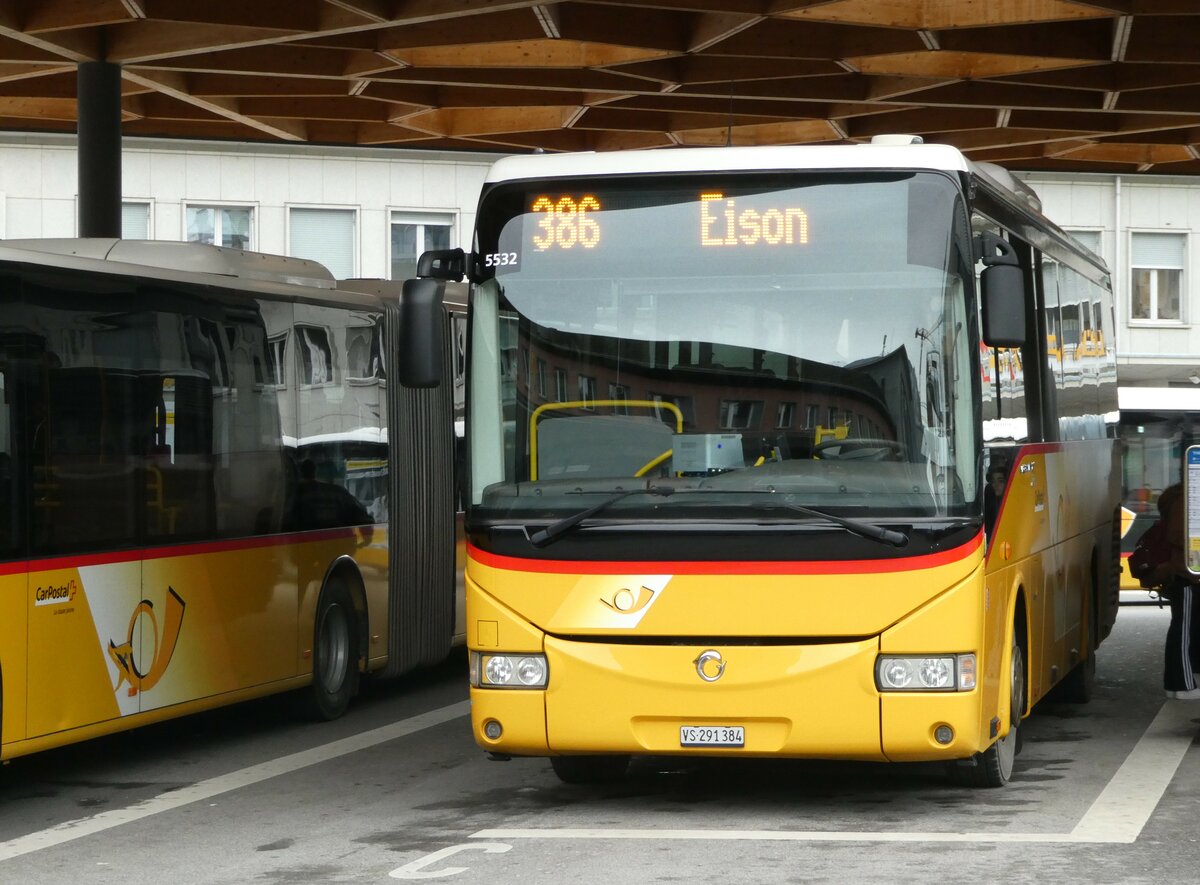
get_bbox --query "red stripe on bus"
[0,526,375,576]
[467,533,983,576]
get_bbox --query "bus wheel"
[549,755,630,784]
[951,636,1024,788]
[306,579,359,721]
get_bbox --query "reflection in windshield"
[468,173,979,523]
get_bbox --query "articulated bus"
[0,239,457,761]
[406,140,1121,788]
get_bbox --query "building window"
[346,319,384,382]
[720,400,762,430]
[609,383,630,415]
[121,202,151,239]
[537,358,547,398]
[187,205,253,249]
[776,402,795,429]
[390,212,454,280]
[1131,232,1184,322]
[554,368,568,402]
[805,404,818,429]
[289,207,356,279]
[295,325,334,386]
[579,375,597,408]
[266,332,288,387]
[1066,229,1101,259]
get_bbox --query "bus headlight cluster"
[876,654,976,692]
[470,652,548,688]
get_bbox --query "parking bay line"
[475,701,1199,846]
[0,700,470,864]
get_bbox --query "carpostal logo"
[34,579,78,607]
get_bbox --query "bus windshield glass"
[469,171,980,524]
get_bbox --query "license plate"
[679,725,745,747]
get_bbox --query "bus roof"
[483,142,973,185]
[0,238,337,289]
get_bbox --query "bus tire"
[305,577,359,721]
[549,755,630,784]
[951,634,1024,788]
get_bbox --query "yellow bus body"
[467,444,1115,764]
[0,528,386,761]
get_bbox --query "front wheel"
[549,755,630,784]
[950,636,1024,788]
[305,579,359,721]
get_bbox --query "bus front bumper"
[471,636,988,762]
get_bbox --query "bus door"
[25,356,146,736]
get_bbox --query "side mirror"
[977,232,1026,348]
[397,277,445,388]
[416,248,465,282]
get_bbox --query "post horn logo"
[107,587,186,698]
[694,649,727,683]
[600,585,655,614]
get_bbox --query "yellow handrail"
[530,399,684,481]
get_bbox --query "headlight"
[470,652,548,689]
[876,654,976,692]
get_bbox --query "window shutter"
[289,208,355,278]
[121,203,150,239]
[1067,229,1100,256]
[1131,232,1185,268]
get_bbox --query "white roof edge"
[484,143,972,183]
[0,238,337,289]
[1118,386,1200,411]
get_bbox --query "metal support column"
[77,61,122,238]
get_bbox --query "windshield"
[468,171,980,525]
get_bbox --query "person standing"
[1138,484,1200,699]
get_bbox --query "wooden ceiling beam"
[0,20,100,62]
[322,0,393,24]
[1125,16,1200,64]
[106,22,308,64]
[707,19,923,59]
[186,73,359,97]
[613,55,842,86]
[368,65,658,94]
[687,12,763,53]
[122,68,309,140]
[233,96,396,121]
[844,106,999,138]
[22,0,136,34]
[371,10,544,52]
[779,0,1119,29]
[938,20,1113,61]
[139,45,359,78]
[0,63,74,83]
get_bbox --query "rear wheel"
[305,579,359,721]
[951,635,1024,788]
[549,755,630,784]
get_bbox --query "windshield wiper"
[528,486,676,547]
[774,501,908,548]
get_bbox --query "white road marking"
[389,843,512,879]
[1070,699,1198,842]
[0,701,470,864]
[474,700,1199,846]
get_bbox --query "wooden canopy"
[2,1,1199,172]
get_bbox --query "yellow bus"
[1116,387,1200,595]
[0,239,458,761]
[408,140,1120,788]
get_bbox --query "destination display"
[482,173,952,281]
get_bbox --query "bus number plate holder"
[680,726,745,747]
